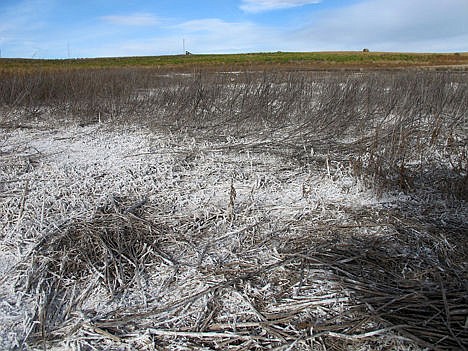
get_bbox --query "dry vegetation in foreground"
[0,66,467,350]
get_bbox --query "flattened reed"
[306,232,467,350]
[23,200,171,341]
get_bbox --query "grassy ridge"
[1,51,468,71]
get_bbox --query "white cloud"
[240,0,321,13]
[174,18,280,53]
[101,13,159,26]
[291,0,468,52]
[89,18,282,57]
[177,18,251,33]
[0,0,56,57]
[0,0,50,35]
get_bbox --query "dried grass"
[0,68,467,350]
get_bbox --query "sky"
[0,0,467,59]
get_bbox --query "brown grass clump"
[22,199,173,343]
[313,229,468,350]
[17,181,466,350]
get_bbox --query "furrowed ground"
[0,62,467,350]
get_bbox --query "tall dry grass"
[1,68,466,197]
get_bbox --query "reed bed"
[0,68,467,350]
[1,68,465,198]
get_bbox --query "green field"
[1,51,468,71]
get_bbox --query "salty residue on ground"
[1,125,465,350]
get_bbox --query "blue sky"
[0,0,467,58]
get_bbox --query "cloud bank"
[240,0,321,13]
[1,0,467,58]
[100,13,159,26]
[292,0,468,52]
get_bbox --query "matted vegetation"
[2,68,466,198]
[0,65,467,350]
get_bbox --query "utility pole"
[183,38,185,54]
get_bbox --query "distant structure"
[185,51,192,55]
[363,48,370,53]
